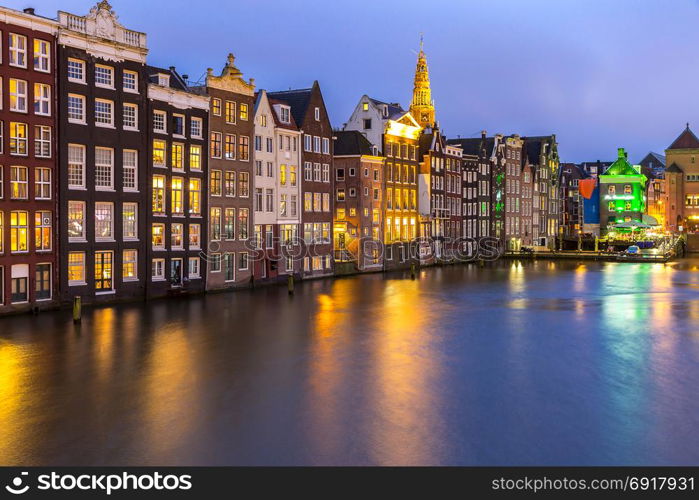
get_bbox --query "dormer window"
[157,73,170,87]
[280,106,290,124]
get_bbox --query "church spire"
[410,35,435,129]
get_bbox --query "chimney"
[23,7,35,15]
[182,74,189,82]
[481,130,487,139]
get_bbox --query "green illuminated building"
[599,148,647,233]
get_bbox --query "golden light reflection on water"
[307,276,447,465]
[0,342,30,463]
[368,279,446,465]
[140,319,198,462]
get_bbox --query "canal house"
[599,148,647,234]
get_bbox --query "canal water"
[1,259,699,466]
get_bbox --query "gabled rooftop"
[667,124,699,150]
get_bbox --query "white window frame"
[188,257,200,279]
[67,58,86,84]
[94,202,114,242]
[95,147,114,191]
[152,258,166,281]
[191,117,203,139]
[123,149,138,192]
[123,103,138,131]
[33,39,51,72]
[35,167,51,200]
[67,94,86,124]
[123,249,138,281]
[9,33,27,68]
[153,110,167,133]
[68,252,86,286]
[123,202,138,240]
[123,70,138,93]
[34,125,51,158]
[9,78,27,113]
[68,144,86,189]
[68,201,86,242]
[94,98,114,127]
[95,64,115,89]
[34,83,50,116]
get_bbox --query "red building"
[0,7,57,312]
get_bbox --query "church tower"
[409,36,435,128]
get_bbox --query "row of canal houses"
[0,2,561,314]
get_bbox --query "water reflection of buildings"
[307,277,448,464]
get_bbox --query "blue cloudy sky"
[8,0,699,162]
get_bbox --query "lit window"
[171,143,184,169]
[210,170,222,196]
[239,103,249,121]
[224,134,236,160]
[152,224,165,249]
[190,145,202,170]
[34,83,51,116]
[10,210,28,253]
[210,207,221,241]
[123,202,138,240]
[34,211,51,251]
[94,202,114,241]
[9,79,27,112]
[95,251,113,291]
[238,136,249,161]
[171,223,183,249]
[123,250,138,280]
[171,177,184,214]
[68,252,86,285]
[212,98,221,116]
[210,132,222,158]
[225,101,236,124]
[33,39,50,72]
[9,33,27,68]
[189,178,201,215]
[153,139,166,167]
[68,201,85,241]
[10,166,28,199]
[189,224,201,249]
[152,175,165,214]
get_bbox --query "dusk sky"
[9,0,699,162]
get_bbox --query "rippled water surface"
[1,259,699,465]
